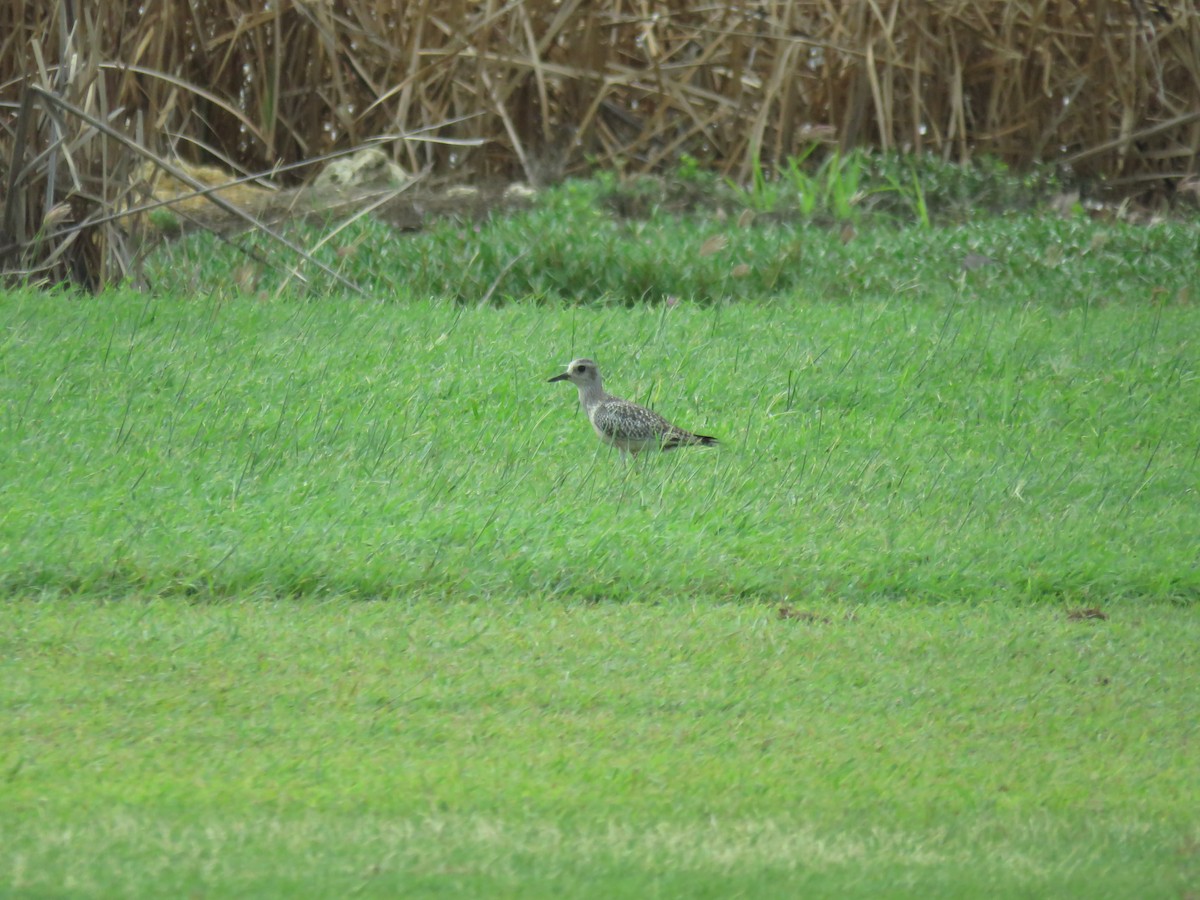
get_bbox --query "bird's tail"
[663,430,719,450]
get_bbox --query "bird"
[548,358,718,458]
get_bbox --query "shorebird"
[548,358,718,458]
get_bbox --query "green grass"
[3,188,1199,895]
[1,279,1197,604]
[2,599,1198,897]
[144,178,1198,306]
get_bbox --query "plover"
[548,358,718,458]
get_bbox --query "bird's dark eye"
[576,365,588,373]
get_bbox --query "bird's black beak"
[547,372,569,383]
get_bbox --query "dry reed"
[2,0,1198,289]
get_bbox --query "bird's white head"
[547,358,602,389]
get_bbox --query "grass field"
[3,599,1197,897]
[2,185,1199,895]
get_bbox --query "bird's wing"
[592,399,671,441]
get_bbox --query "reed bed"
[2,0,1198,289]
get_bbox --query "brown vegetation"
[3,0,1198,289]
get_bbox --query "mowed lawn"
[2,211,1199,896]
[2,599,1197,897]
[1,286,1197,605]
